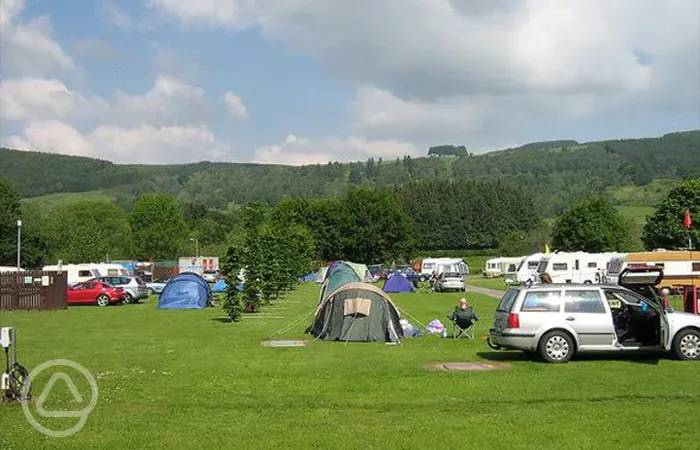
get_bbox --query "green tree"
[131,193,187,260]
[46,201,134,263]
[552,198,632,252]
[0,178,21,265]
[642,179,700,249]
[340,188,414,263]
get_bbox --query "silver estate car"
[488,281,700,363]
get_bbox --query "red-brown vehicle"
[66,280,126,307]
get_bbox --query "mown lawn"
[1,284,698,449]
[466,275,510,291]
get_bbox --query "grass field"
[1,284,699,449]
[466,275,510,291]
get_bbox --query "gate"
[0,271,67,311]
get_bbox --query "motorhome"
[42,263,129,285]
[483,257,523,278]
[607,251,700,289]
[505,253,544,284]
[420,258,469,278]
[536,252,623,284]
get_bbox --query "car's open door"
[618,266,669,346]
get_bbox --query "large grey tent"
[309,281,403,343]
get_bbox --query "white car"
[434,272,466,292]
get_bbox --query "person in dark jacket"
[449,298,478,329]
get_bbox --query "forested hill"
[1,130,699,215]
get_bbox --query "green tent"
[318,261,363,302]
[309,282,403,343]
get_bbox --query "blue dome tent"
[158,272,212,309]
[383,273,415,293]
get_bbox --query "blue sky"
[1,0,699,164]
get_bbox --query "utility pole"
[16,220,22,271]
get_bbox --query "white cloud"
[0,77,107,121]
[4,121,226,164]
[112,75,208,126]
[147,0,255,27]
[223,92,248,119]
[96,1,133,31]
[0,0,74,77]
[253,134,417,165]
[4,120,94,157]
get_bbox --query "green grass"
[466,275,509,291]
[1,284,699,449]
[21,190,117,212]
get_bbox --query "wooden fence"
[0,271,67,311]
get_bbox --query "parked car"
[488,270,700,363]
[92,276,148,303]
[202,270,219,283]
[434,272,466,292]
[66,280,125,307]
[146,281,167,296]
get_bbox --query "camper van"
[536,252,623,284]
[607,251,700,289]
[420,258,469,278]
[505,253,544,284]
[483,257,523,278]
[43,263,129,285]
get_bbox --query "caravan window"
[692,262,700,272]
[527,261,539,270]
[536,260,548,272]
[552,263,568,271]
[78,270,93,277]
[587,262,598,268]
[423,263,435,270]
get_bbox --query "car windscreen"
[497,289,519,312]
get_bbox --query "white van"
[536,252,623,284]
[484,257,523,278]
[421,258,469,277]
[505,253,544,284]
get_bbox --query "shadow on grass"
[478,350,664,364]
[211,317,233,323]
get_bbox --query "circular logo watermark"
[20,359,98,438]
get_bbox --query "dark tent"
[308,282,403,343]
[318,261,363,302]
[158,272,211,309]
[383,273,415,293]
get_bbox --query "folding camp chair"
[451,318,475,340]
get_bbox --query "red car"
[66,280,126,307]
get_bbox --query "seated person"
[448,298,479,329]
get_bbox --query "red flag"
[683,208,693,230]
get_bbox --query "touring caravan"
[420,258,469,277]
[42,263,129,285]
[483,257,523,278]
[505,253,544,284]
[535,252,623,284]
[607,251,700,289]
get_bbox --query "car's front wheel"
[147,288,155,296]
[672,329,700,360]
[96,294,111,307]
[539,331,574,363]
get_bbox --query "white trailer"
[178,256,220,276]
[483,257,523,278]
[504,253,544,284]
[420,258,469,277]
[535,252,623,284]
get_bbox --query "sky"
[0,0,698,165]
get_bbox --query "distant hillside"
[2,130,699,216]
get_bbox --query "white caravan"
[535,252,623,284]
[483,257,523,278]
[504,253,544,284]
[42,263,129,285]
[420,258,469,277]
